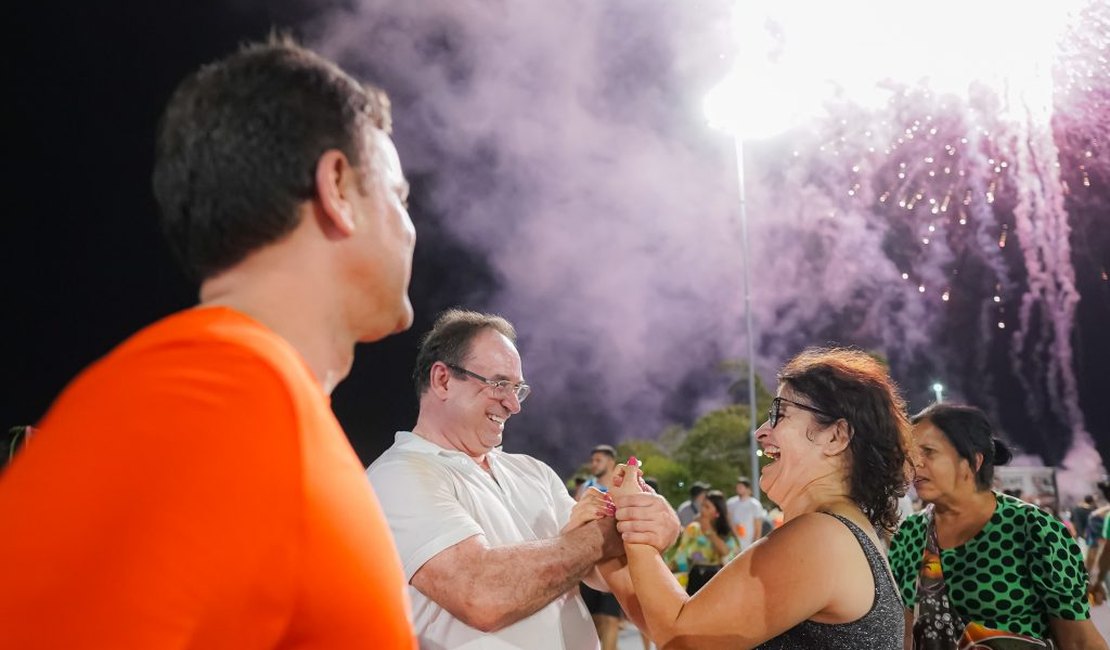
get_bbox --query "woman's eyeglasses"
[768,397,838,428]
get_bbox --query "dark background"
[4,1,450,467]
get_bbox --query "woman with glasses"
[604,347,911,649]
[888,404,1104,649]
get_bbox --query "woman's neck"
[931,486,995,517]
[779,473,855,524]
[931,488,997,548]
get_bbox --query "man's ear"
[824,419,853,456]
[314,149,357,235]
[429,362,452,399]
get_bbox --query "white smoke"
[307,1,1106,478]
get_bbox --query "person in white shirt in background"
[725,476,766,549]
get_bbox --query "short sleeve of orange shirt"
[0,307,414,649]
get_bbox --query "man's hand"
[596,514,625,560]
[612,491,682,554]
[562,486,615,534]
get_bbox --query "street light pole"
[932,382,944,404]
[733,135,761,500]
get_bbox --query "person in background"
[1086,483,1110,566]
[0,37,417,649]
[577,444,624,650]
[606,347,912,649]
[577,444,618,498]
[669,489,740,595]
[675,481,710,527]
[1087,481,1110,606]
[726,476,766,549]
[1070,495,1095,549]
[889,403,1105,649]
[2,426,35,471]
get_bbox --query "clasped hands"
[565,458,681,555]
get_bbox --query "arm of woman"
[621,512,854,649]
[598,467,682,640]
[1047,619,1108,650]
[597,557,650,634]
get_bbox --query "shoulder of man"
[495,450,561,480]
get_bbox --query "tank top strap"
[818,512,894,592]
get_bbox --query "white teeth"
[488,415,506,425]
[763,445,781,460]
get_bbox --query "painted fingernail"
[628,456,639,467]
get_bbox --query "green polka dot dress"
[888,492,1089,640]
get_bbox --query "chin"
[760,472,783,506]
[386,299,414,334]
[395,299,414,331]
[356,302,414,342]
[914,483,938,502]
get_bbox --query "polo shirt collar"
[392,431,504,461]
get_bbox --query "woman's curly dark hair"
[778,347,912,535]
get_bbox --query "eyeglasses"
[768,397,838,428]
[445,363,532,403]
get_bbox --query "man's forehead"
[466,330,523,374]
[365,128,405,177]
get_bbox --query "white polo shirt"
[726,495,766,548]
[367,432,599,650]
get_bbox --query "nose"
[502,390,522,415]
[755,419,771,440]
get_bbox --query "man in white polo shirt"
[725,476,766,549]
[368,309,680,649]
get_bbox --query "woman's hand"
[561,486,615,534]
[610,458,647,497]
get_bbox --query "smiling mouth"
[488,414,506,428]
[763,445,781,461]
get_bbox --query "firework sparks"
[713,0,1107,492]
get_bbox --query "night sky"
[7,2,1110,482]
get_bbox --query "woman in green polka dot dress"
[888,403,1106,649]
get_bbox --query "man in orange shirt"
[0,37,416,649]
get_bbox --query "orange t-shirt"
[0,307,414,649]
